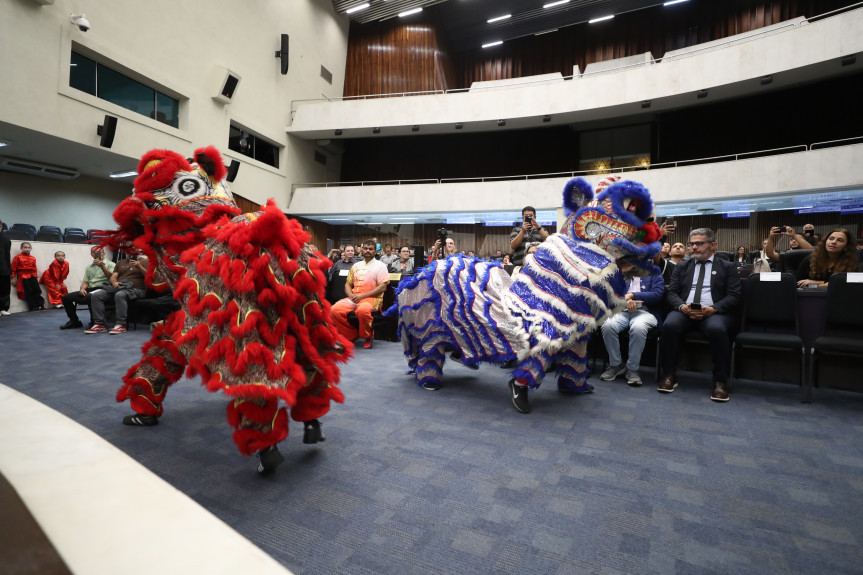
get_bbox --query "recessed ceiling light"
[345,3,370,14]
[482,40,503,48]
[589,14,614,23]
[399,7,422,17]
[488,14,511,23]
[109,170,138,178]
[543,0,570,8]
[0,138,10,147]
[664,0,689,5]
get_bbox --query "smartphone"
[665,218,675,227]
[525,214,532,223]
[689,303,702,310]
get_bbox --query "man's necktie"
[693,261,706,305]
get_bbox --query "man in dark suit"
[0,218,12,316]
[659,228,741,402]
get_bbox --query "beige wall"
[0,0,349,219]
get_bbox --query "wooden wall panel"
[344,12,455,97]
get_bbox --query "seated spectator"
[802,224,820,245]
[795,228,862,287]
[511,244,540,276]
[654,251,675,285]
[327,244,356,281]
[85,255,149,335]
[60,247,115,329]
[428,237,457,263]
[379,243,398,267]
[733,246,748,267]
[389,245,416,275]
[492,250,503,261]
[660,242,671,260]
[667,242,686,265]
[466,250,476,257]
[659,228,741,403]
[600,267,665,386]
[10,241,44,311]
[501,253,512,266]
[330,240,390,349]
[327,248,341,262]
[40,250,69,308]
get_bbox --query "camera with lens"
[437,227,449,242]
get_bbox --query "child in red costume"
[40,250,69,307]
[100,146,352,474]
[10,242,45,311]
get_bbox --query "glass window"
[69,52,96,95]
[228,124,279,169]
[69,51,179,128]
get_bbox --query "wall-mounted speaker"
[275,34,289,75]
[226,159,240,183]
[97,115,117,148]
[213,68,241,104]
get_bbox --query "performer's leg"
[556,340,593,393]
[117,313,187,424]
[508,348,554,414]
[330,298,359,341]
[416,342,446,390]
[226,395,288,474]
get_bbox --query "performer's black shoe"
[509,379,531,414]
[122,414,159,426]
[60,319,83,330]
[256,445,284,475]
[303,419,325,444]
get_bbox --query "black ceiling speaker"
[275,34,289,75]
[226,159,240,183]
[97,115,117,148]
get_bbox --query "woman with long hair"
[734,245,747,266]
[796,228,861,287]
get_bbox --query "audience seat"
[64,232,89,244]
[10,224,36,240]
[2,229,32,241]
[591,325,662,382]
[34,230,63,243]
[730,273,805,400]
[808,273,863,401]
[714,251,733,262]
[779,249,813,275]
[64,227,85,236]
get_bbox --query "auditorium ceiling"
[334,0,676,51]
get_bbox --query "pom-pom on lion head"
[560,176,662,274]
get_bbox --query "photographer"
[510,206,549,266]
[765,226,813,264]
[428,230,457,263]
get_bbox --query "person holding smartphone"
[659,228,741,403]
[509,206,549,266]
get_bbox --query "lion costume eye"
[176,177,203,197]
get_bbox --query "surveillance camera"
[70,14,90,32]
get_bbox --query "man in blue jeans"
[86,255,148,335]
[600,269,665,386]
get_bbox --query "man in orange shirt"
[330,240,390,349]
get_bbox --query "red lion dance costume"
[102,146,352,474]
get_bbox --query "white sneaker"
[626,369,643,387]
[0,310,10,316]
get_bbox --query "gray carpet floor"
[2,308,862,574]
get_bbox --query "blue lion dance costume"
[391,176,663,413]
